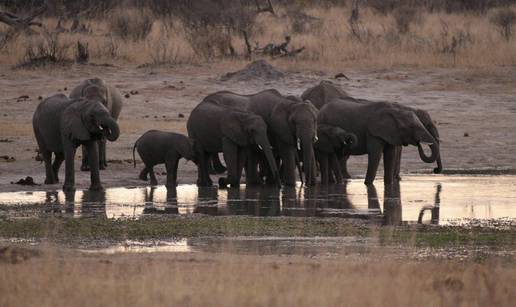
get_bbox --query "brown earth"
[1,62,515,192]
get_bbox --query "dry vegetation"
[2,0,516,70]
[0,248,515,307]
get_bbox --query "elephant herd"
[32,78,442,192]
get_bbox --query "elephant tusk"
[258,144,263,150]
[297,138,301,150]
[313,134,318,143]
[420,141,434,145]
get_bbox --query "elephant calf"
[133,130,197,188]
[33,94,120,191]
[315,124,357,185]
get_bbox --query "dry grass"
[0,249,514,307]
[2,6,516,70]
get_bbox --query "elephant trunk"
[101,117,120,142]
[300,131,315,186]
[417,141,439,164]
[434,151,443,174]
[255,134,280,186]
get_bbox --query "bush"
[392,6,420,34]
[17,32,72,68]
[108,9,153,41]
[490,9,516,40]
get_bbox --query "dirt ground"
[0,246,514,307]
[1,63,515,192]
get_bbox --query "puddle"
[0,175,515,226]
[74,236,516,260]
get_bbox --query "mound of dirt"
[221,60,285,81]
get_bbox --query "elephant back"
[301,80,350,109]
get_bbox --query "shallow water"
[0,175,515,225]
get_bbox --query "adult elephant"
[187,93,280,188]
[69,78,123,171]
[318,98,440,184]
[196,90,318,186]
[33,94,120,191]
[304,81,442,182]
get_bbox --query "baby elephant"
[315,124,357,185]
[133,130,197,188]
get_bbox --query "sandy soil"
[1,63,515,192]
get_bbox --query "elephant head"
[181,138,198,164]
[222,111,280,184]
[272,100,318,185]
[316,124,358,153]
[368,104,439,163]
[76,78,109,105]
[413,109,442,174]
[62,98,120,144]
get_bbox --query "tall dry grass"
[1,6,516,70]
[0,249,514,307]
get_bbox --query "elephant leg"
[329,153,343,184]
[63,142,77,191]
[86,141,103,190]
[365,139,384,185]
[149,166,158,186]
[80,145,89,171]
[98,139,107,169]
[139,166,149,181]
[236,147,246,184]
[197,150,213,187]
[383,144,397,185]
[318,152,329,185]
[165,154,180,188]
[42,150,56,184]
[52,152,64,182]
[339,155,351,179]
[245,148,261,185]
[278,145,296,186]
[394,146,402,181]
[222,137,239,188]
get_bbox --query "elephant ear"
[369,106,433,145]
[177,137,196,161]
[315,125,334,153]
[270,102,295,145]
[62,100,91,142]
[221,112,248,146]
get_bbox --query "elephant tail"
[132,140,138,168]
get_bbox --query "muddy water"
[0,175,515,225]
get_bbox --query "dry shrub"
[490,8,516,40]
[108,9,154,41]
[392,6,421,34]
[16,32,72,68]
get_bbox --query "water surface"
[0,175,515,225]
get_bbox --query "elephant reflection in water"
[194,187,219,215]
[417,184,441,225]
[366,182,441,225]
[80,189,106,218]
[142,187,179,215]
[280,183,354,217]
[43,191,73,216]
[224,186,281,216]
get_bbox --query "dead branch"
[255,0,275,15]
[0,5,46,29]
